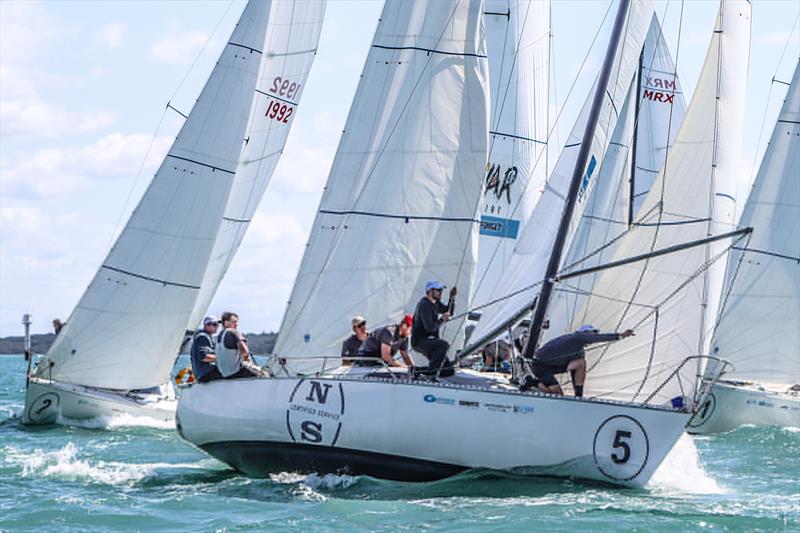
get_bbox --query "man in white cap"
[411,280,457,377]
[522,324,634,397]
[341,315,368,364]
[190,315,223,383]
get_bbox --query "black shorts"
[532,355,583,387]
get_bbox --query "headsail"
[709,61,800,387]
[468,0,655,346]
[561,0,751,404]
[546,14,688,338]
[473,0,550,310]
[40,1,272,390]
[274,0,490,371]
[188,0,327,330]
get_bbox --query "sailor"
[481,337,511,373]
[52,318,64,335]
[190,316,223,383]
[523,324,634,397]
[357,314,414,367]
[341,315,368,365]
[411,280,457,377]
[217,311,264,379]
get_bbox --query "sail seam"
[101,265,201,290]
[222,216,251,223]
[777,119,800,125]
[634,217,710,227]
[228,42,263,55]
[166,154,236,175]
[372,44,487,58]
[254,88,298,106]
[319,209,478,223]
[731,246,800,263]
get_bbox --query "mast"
[523,0,632,359]
[628,48,643,227]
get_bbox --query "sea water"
[1,355,797,532]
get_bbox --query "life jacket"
[216,328,243,377]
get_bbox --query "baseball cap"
[402,314,413,327]
[425,280,446,292]
[203,315,220,326]
[577,324,598,333]
[351,315,366,327]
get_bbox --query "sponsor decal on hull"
[27,392,60,423]
[286,379,345,446]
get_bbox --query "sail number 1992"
[264,76,299,124]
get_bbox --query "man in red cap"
[356,315,414,367]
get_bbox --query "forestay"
[41,1,271,391]
[472,0,549,310]
[546,15,687,338]
[469,0,655,345]
[562,0,751,404]
[275,0,489,371]
[188,0,326,330]
[709,61,800,388]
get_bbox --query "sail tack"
[188,0,327,330]
[42,1,272,390]
[710,61,800,388]
[275,0,490,368]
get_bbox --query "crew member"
[523,324,634,397]
[358,315,414,367]
[217,311,264,379]
[341,315,368,365]
[190,315,223,383]
[411,280,457,377]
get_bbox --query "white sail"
[472,0,549,310]
[469,0,655,344]
[188,0,326,329]
[40,1,272,391]
[563,0,751,404]
[710,61,800,387]
[547,15,687,337]
[274,0,489,370]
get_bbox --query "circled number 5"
[611,429,632,464]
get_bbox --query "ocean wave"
[58,412,175,430]
[649,433,725,495]
[303,472,360,491]
[3,442,204,485]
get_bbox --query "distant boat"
[22,0,325,425]
[688,60,800,435]
[177,0,751,488]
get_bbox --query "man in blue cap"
[521,324,634,397]
[411,280,457,377]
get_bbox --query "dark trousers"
[198,367,223,383]
[225,366,258,379]
[414,337,454,376]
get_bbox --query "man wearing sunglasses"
[411,280,457,377]
[341,315,368,365]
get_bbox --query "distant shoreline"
[0,332,278,356]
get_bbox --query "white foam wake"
[58,412,174,430]
[3,443,203,485]
[649,433,725,494]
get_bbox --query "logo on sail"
[286,379,345,445]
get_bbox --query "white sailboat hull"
[176,375,691,487]
[687,381,800,435]
[22,377,176,425]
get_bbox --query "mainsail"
[472,0,549,310]
[188,0,326,329]
[468,0,655,345]
[546,14,687,337]
[562,0,751,404]
[40,1,272,390]
[274,0,490,370]
[709,61,800,388]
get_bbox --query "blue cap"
[425,280,446,292]
[577,324,598,333]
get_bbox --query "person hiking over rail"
[357,314,414,368]
[411,280,457,377]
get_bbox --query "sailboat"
[177,0,751,488]
[22,0,325,425]
[687,61,800,435]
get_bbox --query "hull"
[177,375,691,487]
[22,377,176,425]
[687,381,800,435]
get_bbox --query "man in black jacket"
[412,280,457,377]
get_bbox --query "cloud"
[148,24,211,66]
[94,21,126,49]
[0,2,62,64]
[0,96,117,138]
[758,30,797,47]
[1,132,173,197]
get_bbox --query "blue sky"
[1,0,798,336]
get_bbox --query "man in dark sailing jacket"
[357,315,413,367]
[411,280,457,377]
[523,324,634,397]
[190,315,223,383]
